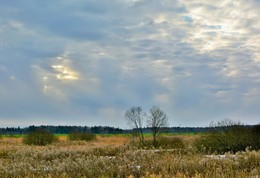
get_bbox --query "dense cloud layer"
[0,0,259,127]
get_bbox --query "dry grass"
[0,134,259,177]
[96,135,129,145]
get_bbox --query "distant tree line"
[0,124,256,135]
[0,125,124,135]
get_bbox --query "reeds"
[0,136,259,177]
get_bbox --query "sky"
[0,0,259,128]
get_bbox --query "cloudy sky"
[0,0,259,128]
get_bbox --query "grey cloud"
[0,0,259,127]
[0,1,112,41]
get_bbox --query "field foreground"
[0,135,259,177]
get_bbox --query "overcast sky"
[0,0,259,128]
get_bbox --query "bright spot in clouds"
[0,0,259,127]
[52,65,79,81]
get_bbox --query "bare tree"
[125,106,145,144]
[147,106,168,147]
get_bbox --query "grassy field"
[0,134,259,177]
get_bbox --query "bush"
[158,137,185,149]
[194,122,260,154]
[23,129,57,146]
[249,124,260,149]
[129,137,185,149]
[68,132,96,142]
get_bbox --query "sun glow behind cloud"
[52,65,79,80]
[50,55,80,81]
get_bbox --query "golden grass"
[0,134,200,146]
[0,134,129,148]
[96,135,129,145]
[0,137,23,144]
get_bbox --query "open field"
[0,134,259,177]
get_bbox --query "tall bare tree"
[125,106,145,144]
[147,106,168,147]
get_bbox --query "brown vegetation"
[0,134,259,177]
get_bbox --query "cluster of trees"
[125,106,168,147]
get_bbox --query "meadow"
[0,134,259,177]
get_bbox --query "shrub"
[68,132,96,142]
[158,137,185,149]
[129,137,185,150]
[248,124,260,149]
[194,121,260,154]
[23,129,57,146]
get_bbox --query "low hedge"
[68,132,96,142]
